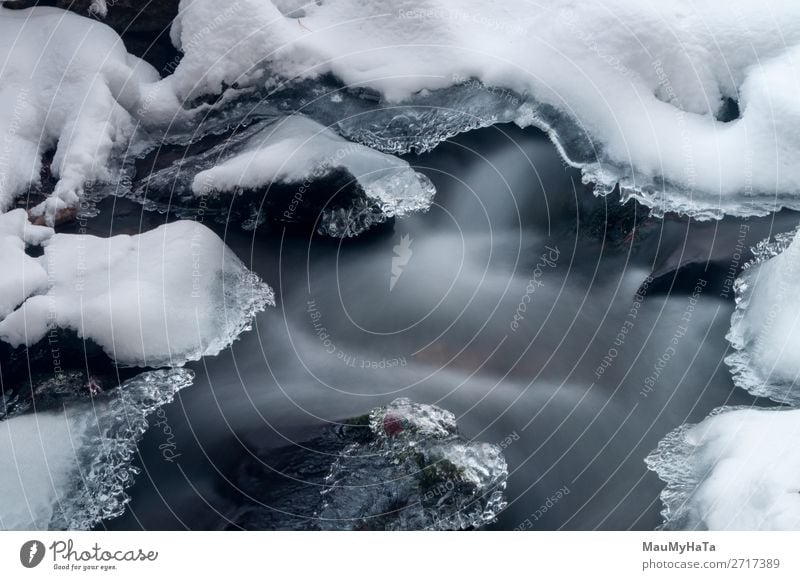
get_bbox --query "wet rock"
[0,329,134,419]
[646,211,800,295]
[2,370,95,420]
[29,205,77,227]
[579,188,656,247]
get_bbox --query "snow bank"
[646,406,800,530]
[0,220,274,367]
[726,229,800,404]
[0,7,180,223]
[163,0,800,218]
[0,368,193,530]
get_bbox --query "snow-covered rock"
[136,114,434,237]
[194,115,434,220]
[726,229,800,404]
[0,368,193,530]
[0,218,274,367]
[646,406,800,530]
[162,0,800,219]
[0,6,180,223]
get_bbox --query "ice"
[0,220,274,367]
[0,6,181,224]
[135,114,435,237]
[725,229,800,404]
[318,398,508,530]
[161,0,800,219]
[272,78,526,156]
[0,368,193,530]
[646,406,800,531]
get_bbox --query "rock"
[224,398,508,530]
[0,328,132,419]
[29,205,77,227]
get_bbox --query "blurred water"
[96,124,794,530]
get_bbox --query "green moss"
[346,413,371,427]
[342,413,375,444]
[419,457,465,491]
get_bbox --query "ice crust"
[648,229,800,530]
[136,113,435,237]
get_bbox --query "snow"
[646,406,800,531]
[0,407,81,530]
[6,2,800,221]
[0,220,274,367]
[192,115,435,221]
[0,209,52,319]
[162,0,800,218]
[0,368,193,530]
[726,229,800,404]
[0,7,180,224]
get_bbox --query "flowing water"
[72,124,796,530]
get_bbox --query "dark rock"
[0,328,138,419]
[2,0,181,71]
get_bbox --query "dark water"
[87,124,796,530]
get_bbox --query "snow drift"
[9,1,800,222]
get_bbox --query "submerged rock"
[225,398,508,530]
